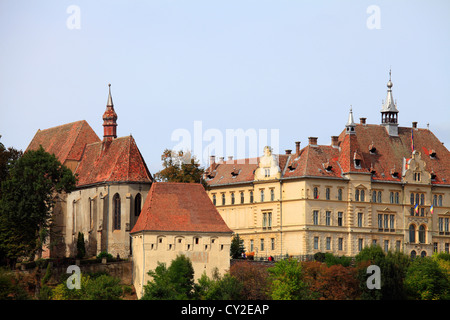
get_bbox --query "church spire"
[103,83,118,141]
[380,69,399,136]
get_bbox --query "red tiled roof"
[26,120,100,164]
[74,135,152,187]
[130,182,232,234]
[206,124,450,186]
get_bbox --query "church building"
[204,73,450,259]
[27,84,153,258]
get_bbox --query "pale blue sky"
[1,0,449,174]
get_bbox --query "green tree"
[230,234,245,259]
[76,232,86,259]
[0,146,76,260]
[405,257,450,300]
[196,269,243,300]
[355,246,409,300]
[154,149,207,188]
[142,254,195,300]
[267,258,315,300]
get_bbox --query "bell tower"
[380,70,399,137]
[102,83,118,141]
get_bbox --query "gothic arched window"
[113,193,121,230]
[409,224,416,243]
[419,225,426,243]
[135,193,142,217]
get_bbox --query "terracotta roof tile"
[26,120,100,164]
[130,182,232,234]
[206,124,450,186]
[74,135,152,187]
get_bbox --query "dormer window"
[431,170,436,180]
[323,162,332,172]
[231,168,240,178]
[353,151,362,169]
[369,144,377,154]
[430,150,436,159]
[390,167,399,178]
[288,163,297,171]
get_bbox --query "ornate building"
[204,74,450,259]
[27,85,153,258]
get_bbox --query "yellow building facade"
[205,78,450,259]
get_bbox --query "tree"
[142,254,195,300]
[405,257,450,300]
[0,135,23,197]
[302,261,360,300]
[76,232,86,259]
[229,261,270,299]
[196,268,243,300]
[0,146,76,261]
[267,258,315,300]
[230,234,245,259]
[355,246,409,300]
[154,149,207,188]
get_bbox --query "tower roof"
[381,70,398,113]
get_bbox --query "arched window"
[419,225,426,243]
[113,193,121,230]
[421,251,427,257]
[135,193,142,217]
[410,250,417,259]
[409,224,416,243]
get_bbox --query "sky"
[1,0,449,174]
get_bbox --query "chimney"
[295,141,301,155]
[209,155,216,169]
[308,137,318,146]
[360,118,366,125]
[285,149,292,155]
[412,121,418,128]
[228,156,233,161]
[219,157,224,164]
[331,136,339,147]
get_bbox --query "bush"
[96,251,113,261]
[52,272,125,300]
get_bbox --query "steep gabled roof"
[74,135,152,187]
[130,182,232,234]
[26,120,101,165]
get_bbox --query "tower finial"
[107,83,113,107]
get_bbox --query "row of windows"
[213,188,445,207]
[312,211,398,230]
[249,238,276,252]
[212,189,276,206]
[313,237,401,252]
[147,237,225,251]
